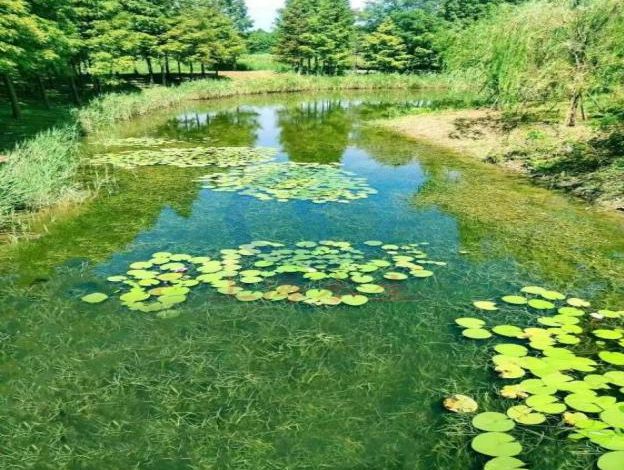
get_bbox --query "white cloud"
[247,0,367,31]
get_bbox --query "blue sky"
[247,0,367,30]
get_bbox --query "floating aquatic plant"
[83,240,446,313]
[200,162,377,204]
[91,146,277,169]
[451,286,624,469]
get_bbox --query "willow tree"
[445,0,624,126]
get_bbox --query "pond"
[1,91,623,469]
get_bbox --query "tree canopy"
[275,0,355,74]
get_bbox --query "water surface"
[1,91,623,469]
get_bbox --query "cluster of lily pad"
[99,137,183,148]
[453,286,624,470]
[200,162,377,204]
[82,240,446,312]
[91,145,277,169]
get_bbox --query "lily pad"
[494,344,528,357]
[484,456,526,470]
[443,394,478,413]
[507,405,546,425]
[474,301,498,311]
[472,412,516,432]
[81,292,108,304]
[528,299,555,310]
[598,451,624,470]
[341,295,369,306]
[600,351,624,366]
[455,317,486,329]
[471,432,522,457]
[502,295,528,305]
[356,284,385,294]
[463,328,492,340]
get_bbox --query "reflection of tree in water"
[351,126,416,167]
[159,108,261,147]
[278,100,352,164]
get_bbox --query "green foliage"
[444,0,624,125]
[247,29,277,54]
[362,18,410,73]
[0,126,79,226]
[275,0,355,74]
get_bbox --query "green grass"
[0,103,72,152]
[237,54,284,71]
[77,73,446,134]
[0,127,82,232]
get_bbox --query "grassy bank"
[77,73,443,134]
[0,73,442,232]
[0,127,84,235]
[378,109,624,211]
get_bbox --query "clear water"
[1,92,623,469]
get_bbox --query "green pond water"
[1,91,623,469]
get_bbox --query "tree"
[316,0,355,74]
[391,8,443,72]
[362,18,410,72]
[247,29,277,54]
[214,0,253,34]
[164,4,245,76]
[444,0,624,126]
[1,0,73,117]
[275,0,355,74]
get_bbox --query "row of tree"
[274,0,526,75]
[1,0,251,118]
[274,0,624,126]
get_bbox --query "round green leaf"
[474,301,498,311]
[502,295,527,305]
[472,412,516,432]
[484,457,527,470]
[341,295,368,306]
[463,328,492,340]
[81,292,108,304]
[455,317,486,329]
[598,451,624,470]
[494,344,528,357]
[471,432,522,457]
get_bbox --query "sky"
[247,0,367,31]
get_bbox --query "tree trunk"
[2,73,21,119]
[146,57,154,84]
[165,54,171,75]
[190,62,194,74]
[177,60,182,78]
[160,62,167,86]
[37,75,51,109]
[69,75,82,106]
[201,63,206,77]
[566,91,581,127]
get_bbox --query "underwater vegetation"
[200,162,377,204]
[82,240,446,313]
[452,286,624,470]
